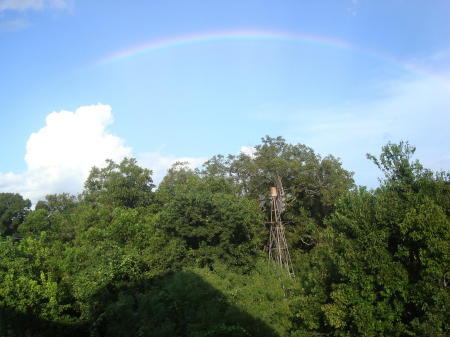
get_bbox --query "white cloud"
[138,152,206,184]
[283,73,450,188]
[0,104,208,204]
[0,104,131,203]
[139,146,257,184]
[0,18,29,32]
[0,0,66,12]
[240,145,256,158]
[0,0,43,11]
[346,0,359,16]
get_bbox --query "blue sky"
[1,0,449,202]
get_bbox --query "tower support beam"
[267,178,294,277]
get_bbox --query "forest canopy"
[0,137,448,337]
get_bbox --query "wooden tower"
[267,177,295,277]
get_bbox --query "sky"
[1,0,449,203]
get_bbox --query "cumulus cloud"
[0,0,66,12]
[0,104,131,203]
[0,104,208,204]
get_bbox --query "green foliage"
[367,140,423,185]
[202,136,354,255]
[17,208,51,236]
[158,173,264,270]
[84,157,154,208]
[35,193,78,213]
[90,267,283,337]
[0,139,448,337]
[289,142,450,337]
[0,193,31,236]
[0,234,80,337]
[156,161,201,204]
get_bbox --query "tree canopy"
[83,157,154,208]
[0,193,31,236]
[0,138,448,337]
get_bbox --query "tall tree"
[0,193,31,236]
[35,193,78,213]
[158,173,264,270]
[291,141,450,337]
[203,136,354,222]
[202,136,354,254]
[83,158,155,208]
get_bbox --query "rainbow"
[95,29,353,66]
[93,29,450,88]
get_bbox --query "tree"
[156,162,200,204]
[158,174,264,270]
[291,142,449,337]
[203,136,354,221]
[83,158,155,208]
[202,136,354,254]
[366,141,424,185]
[0,193,31,236]
[35,193,78,213]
